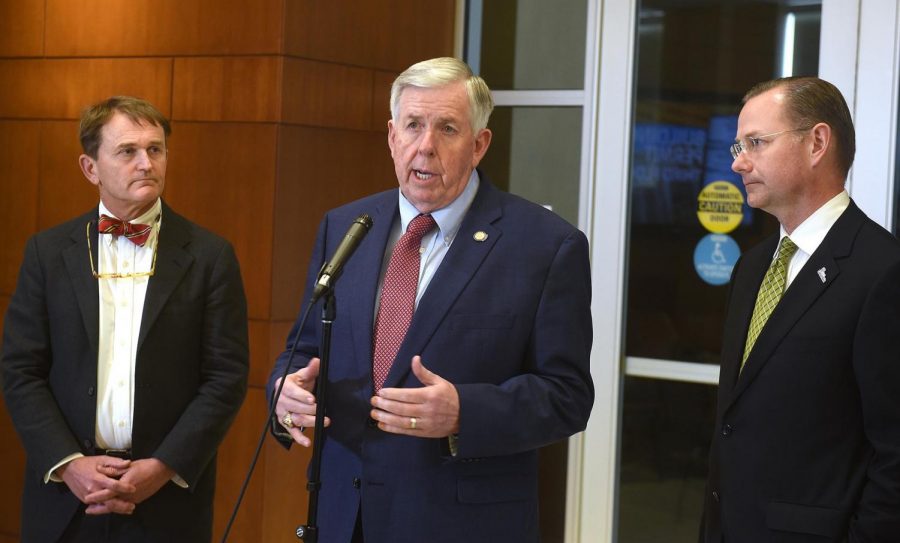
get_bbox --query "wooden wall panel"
[163,122,277,321]
[45,0,282,56]
[372,70,396,132]
[37,121,98,230]
[271,125,394,320]
[284,0,456,71]
[261,436,313,543]
[282,59,373,130]
[0,387,25,538]
[0,59,173,120]
[0,0,44,57]
[249,320,271,388]
[0,122,40,295]
[172,57,282,123]
[212,388,268,543]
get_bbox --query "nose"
[135,149,153,171]
[731,151,749,174]
[417,128,437,156]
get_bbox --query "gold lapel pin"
[473,231,488,242]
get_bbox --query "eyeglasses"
[730,127,813,160]
[86,220,158,280]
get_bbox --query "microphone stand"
[296,291,336,542]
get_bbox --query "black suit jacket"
[702,202,900,542]
[1,202,249,542]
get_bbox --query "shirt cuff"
[45,452,85,483]
[171,474,189,488]
[448,434,459,457]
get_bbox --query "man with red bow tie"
[1,96,249,542]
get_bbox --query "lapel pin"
[817,267,826,283]
[473,231,488,242]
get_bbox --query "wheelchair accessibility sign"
[694,233,739,285]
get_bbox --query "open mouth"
[414,169,434,180]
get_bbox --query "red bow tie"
[98,214,153,246]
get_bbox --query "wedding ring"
[282,412,294,429]
[409,417,417,430]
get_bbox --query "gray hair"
[390,57,494,132]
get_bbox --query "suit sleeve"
[1,237,83,478]
[454,228,594,458]
[151,241,249,486]
[850,258,900,540]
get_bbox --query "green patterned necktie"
[741,236,799,370]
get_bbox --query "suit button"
[87,386,95,396]
[353,477,361,489]
[367,418,377,428]
[721,424,733,437]
[83,439,93,449]
[712,491,720,502]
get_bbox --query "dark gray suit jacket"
[1,201,249,542]
[703,201,900,542]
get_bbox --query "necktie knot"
[406,214,437,242]
[776,236,798,265]
[98,214,153,246]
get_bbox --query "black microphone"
[311,214,373,303]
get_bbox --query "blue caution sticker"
[693,233,740,286]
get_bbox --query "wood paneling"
[212,388,268,543]
[173,57,282,123]
[284,0,456,71]
[249,320,271,388]
[271,125,394,320]
[0,390,25,537]
[37,121,98,230]
[261,435,313,543]
[372,70,397,132]
[45,0,282,57]
[0,59,172,120]
[163,122,277,321]
[0,122,40,295]
[0,0,44,57]
[282,59,373,130]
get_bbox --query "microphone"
[311,214,373,303]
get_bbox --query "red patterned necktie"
[372,214,437,391]
[98,214,153,246]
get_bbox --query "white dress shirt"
[780,191,850,288]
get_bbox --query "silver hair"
[390,57,494,132]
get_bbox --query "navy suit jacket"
[268,179,594,543]
[702,202,900,542]
[1,202,249,542]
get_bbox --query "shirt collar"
[779,190,850,255]
[398,170,480,246]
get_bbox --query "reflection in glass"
[480,107,582,226]
[619,378,717,542]
[625,0,821,364]
[474,0,587,90]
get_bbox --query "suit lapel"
[381,182,502,389]
[726,202,864,408]
[62,211,101,359]
[138,203,194,351]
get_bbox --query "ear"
[387,119,397,156]
[78,154,101,187]
[808,122,831,167]
[471,128,492,167]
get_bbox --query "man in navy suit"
[2,96,249,542]
[702,77,900,542]
[268,57,594,542]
